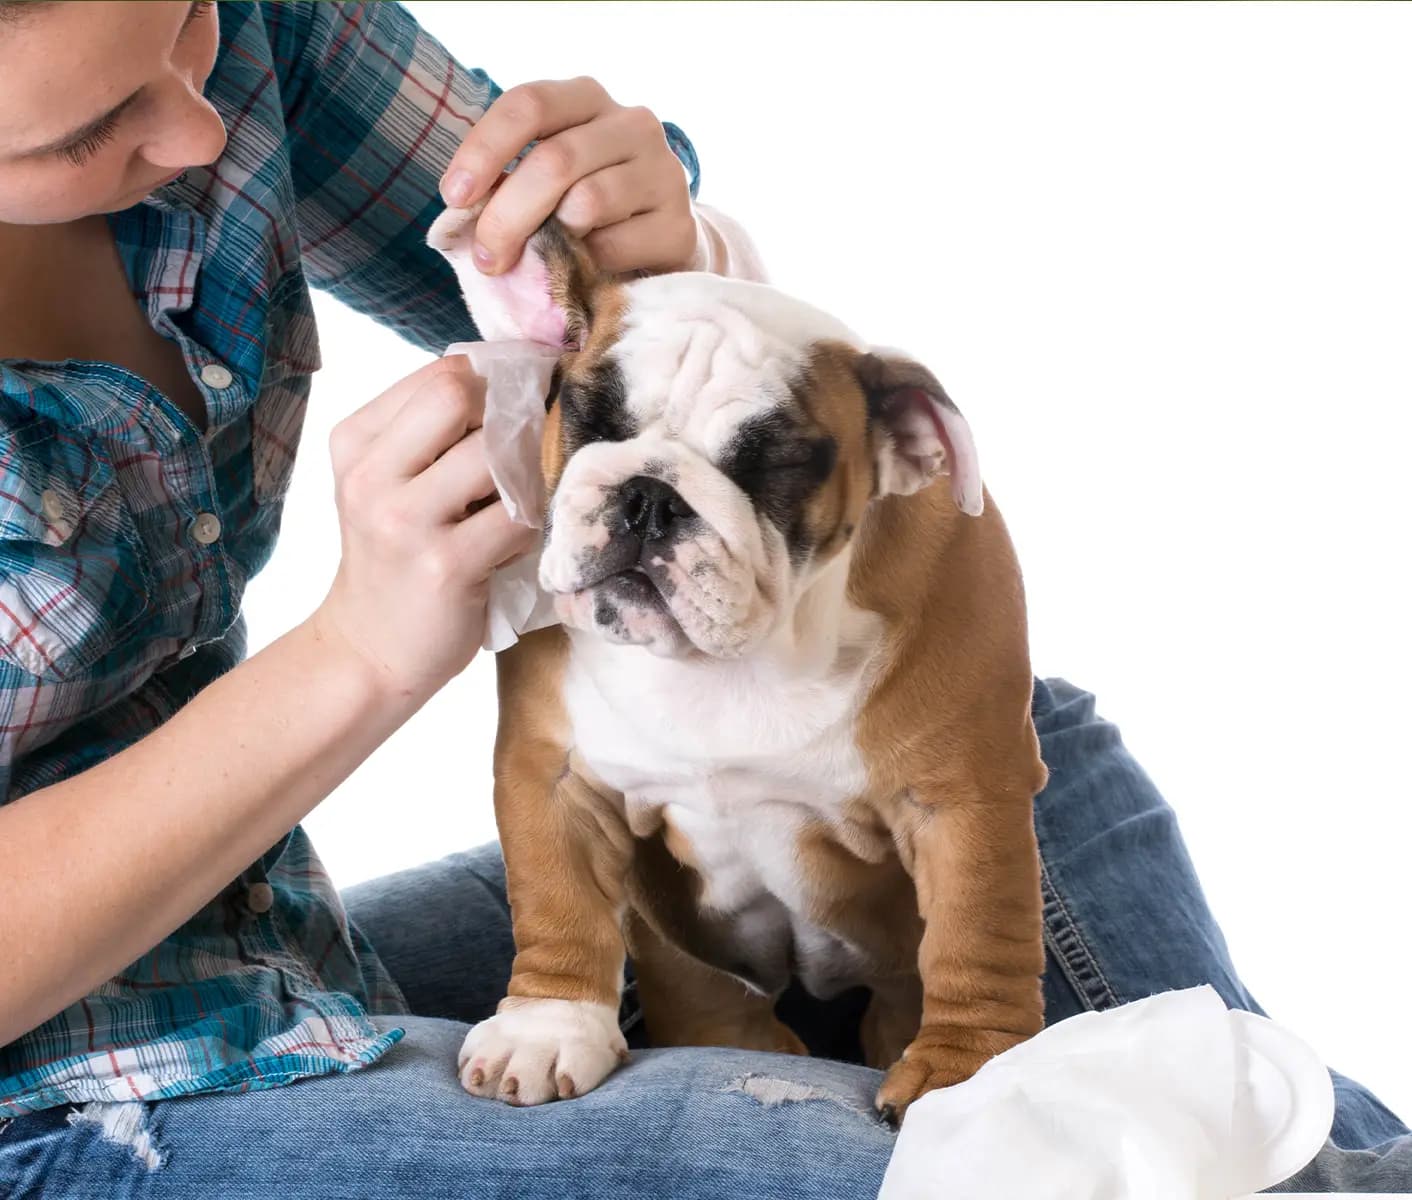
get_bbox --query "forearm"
[0,612,425,1046]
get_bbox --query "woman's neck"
[0,216,110,361]
[0,214,134,364]
[0,214,211,429]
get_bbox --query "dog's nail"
[557,1073,577,1099]
[879,1102,900,1127]
[469,1067,484,1087]
[502,1075,518,1097]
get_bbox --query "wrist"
[301,603,448,717]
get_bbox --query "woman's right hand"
[314,356,536,700]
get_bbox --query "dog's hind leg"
[625,909,807,1056]
[859,975,922,1071]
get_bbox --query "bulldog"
[428,206,1048,1123]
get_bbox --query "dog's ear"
[427,202,600,349]
[854,349,983,515]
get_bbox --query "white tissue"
[443,339,562,652]
[877,985,1334,1200]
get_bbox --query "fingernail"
[442,168,475,208]
[473,241,495,271]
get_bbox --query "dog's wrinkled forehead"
[426,205,982,536]
[603,273,865,450]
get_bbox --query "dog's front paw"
[458,998,628,1106]
[874,1028,1026,1125]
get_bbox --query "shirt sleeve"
[259,1,701,354]
[688,204,769,283]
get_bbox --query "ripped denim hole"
[67,1101,165,1171]
[724,1072,876,1120]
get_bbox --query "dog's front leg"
[458,763,633,1105]
[875,783,1046,1123]
[459,637,634,1106]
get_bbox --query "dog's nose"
[620,475,695,542]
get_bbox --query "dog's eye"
[558,371,637,445]
[769,450,814,470]
[720,423,838,508]
[770,438,836,480]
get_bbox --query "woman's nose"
[139,76,227,172]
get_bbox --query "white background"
[243,2,1412,1119]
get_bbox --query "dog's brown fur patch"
[539,271,628,492]
[785,342,880,563]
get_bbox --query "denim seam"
[1039,854,1121,1012]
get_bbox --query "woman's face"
[0,1,224,225]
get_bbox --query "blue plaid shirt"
[0,1,698,1115]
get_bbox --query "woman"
[0,2,1405,1195]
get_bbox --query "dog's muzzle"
[539,441,785,658]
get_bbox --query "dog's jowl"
[429,205,1047,1123]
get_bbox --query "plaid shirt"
[0,1,699,1116]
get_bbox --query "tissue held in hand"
[430,201,573,653]
[878,986,1334,1200]
[443,339,561,652]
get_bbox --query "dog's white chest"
[563,612,889,993]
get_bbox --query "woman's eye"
[58,115,120,168]
[53,0,215,168]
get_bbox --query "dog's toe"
[457,998,627,1107]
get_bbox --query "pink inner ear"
[492,252,570,348]
[914,389,984,517]
[427,205,574,349]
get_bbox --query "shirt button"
[245,882,275,914]
[189,512,222,545]
[178,643,197,660]
[200,363,234,390]
[40,489,65,522]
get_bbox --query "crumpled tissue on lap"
[878,985,1335,1200]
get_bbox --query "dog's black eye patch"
[559,360,637,448]
[719,409,836,541]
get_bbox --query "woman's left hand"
[440,77,695,277]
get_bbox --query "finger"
[409,428,496,520]
[585,206,699,276]
[333,356,481,462]
[439,78,610,209]
[452,499,540,577]
[553,150,680,241]
[365,369,487,482]
[470,110,639,273]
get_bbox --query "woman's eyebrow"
[17,1,203,157]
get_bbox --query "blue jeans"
[4,679,1408,1197]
